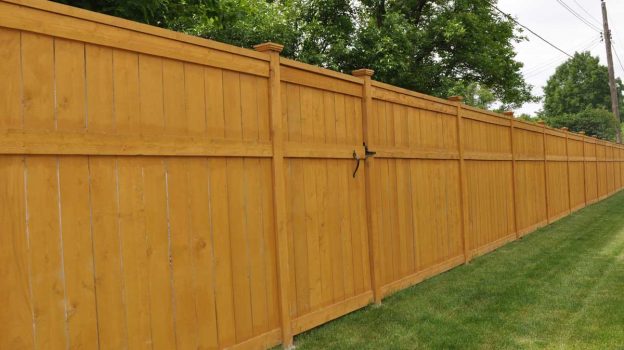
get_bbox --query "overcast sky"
[497,0,624,115]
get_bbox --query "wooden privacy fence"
[1,1,624,349]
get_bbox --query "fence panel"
[461,107,516,256]
[597,142,608,199]
[513,122,548,235]
[616,147,620,190]
[568,134,587,211]
[367,82,464,298]
[584,139,599,203]
[619,147,624,187]
[0,2,283,349]
[545,129,571,221]
[607,144,616,194]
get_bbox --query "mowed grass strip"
[288,192,624,349]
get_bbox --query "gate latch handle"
[352,150,361,178]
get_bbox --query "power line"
[609,13,624,73]
[609,14,624,50]
[524,40,600,77]
[612,45,624,75]
[571,0,602,26]
[555,0,602,33]
[524,38,602,78]
[524,43,601,78]
[490,3,573,58]
[523,36,599,75]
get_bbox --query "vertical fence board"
[186,159,220,349]
[55,39,86,131]
[209,158,237,347]
[117,158,152,350]
[26,156,67,349]
[89,157,128,349]
[0,157,33,349]
[168,158,200,349]
[85,44,114,133]
[58,157,98,349]
[113,49,140,133]
[163,60,186,134]
[183,63,207,135]
[143,158,176,350]
[22,33,54,130]
[0,28,22,129]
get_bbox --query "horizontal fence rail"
[1,1,624,349]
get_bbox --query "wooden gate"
[279,60,373,334]
[360,81,465,301]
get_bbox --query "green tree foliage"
[53,0,219,31]
[187,0,301,57]
[546,108,618,140]
[448,82,497,110]
[349,0,535,108]
[542,52,623,140]
[543,52,623,119]
[54,0,536,107]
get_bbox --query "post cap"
[503,111,514,117]
[352,69,374,77]
[253,42,284,53]
[447,96,464,102]
[537,121,545,126]
[579,131,586,135]
[561,127,569,131]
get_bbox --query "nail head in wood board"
[253,42,284,53]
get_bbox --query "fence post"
[253,42,293,348]
[537,121,550,223]
[562,127,572,213]
[448,96,471,263]
[352,68,382,304]
[504,111,519,239]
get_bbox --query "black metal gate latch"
[352,150,361,178]
[352,143,376,178]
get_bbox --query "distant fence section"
[1,1,624,349]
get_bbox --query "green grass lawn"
[289,192,624,349]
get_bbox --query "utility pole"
[601,0,622,143]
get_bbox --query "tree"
[52,0,219,31]
[448,82,496,110]
[187,0,301,57]
[53,0,537,107]
[347,0,536,108]
[542,51,624,120]
[546,108,618,140]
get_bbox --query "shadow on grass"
[285,192,624,349]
